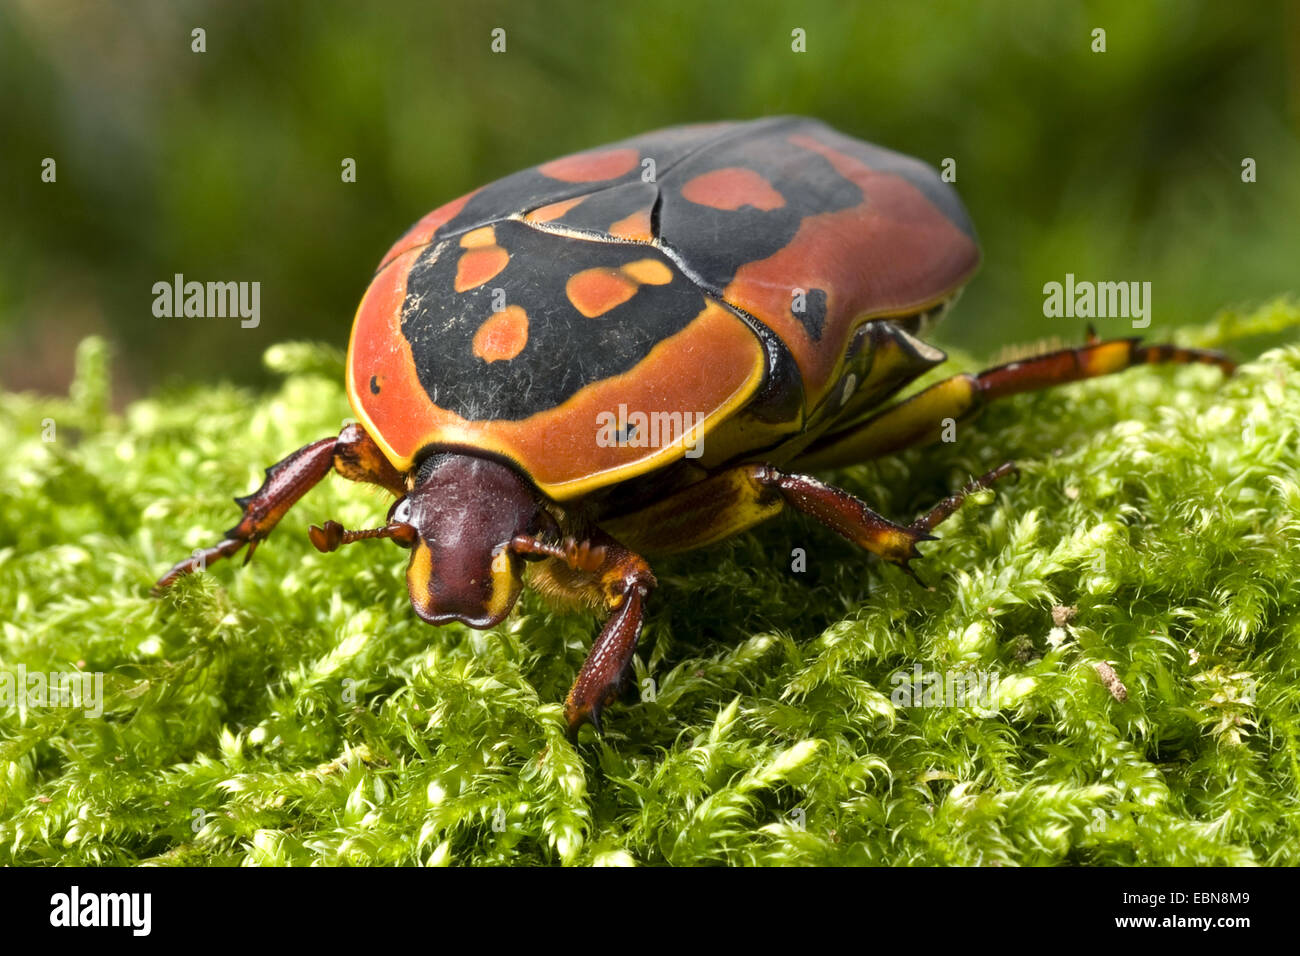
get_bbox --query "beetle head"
[389,452,543,628]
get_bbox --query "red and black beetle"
[154,117,1233,735]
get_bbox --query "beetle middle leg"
[756,462,1020,578]
[600,461,1016,580]
[152,423,405,593]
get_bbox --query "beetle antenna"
[309,519,417,553]
[510,534,607,572]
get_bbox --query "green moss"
[2,300,1299,866]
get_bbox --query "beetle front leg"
[511,531,656,737]
[152,423,404,593]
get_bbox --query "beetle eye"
[389,498,413,525]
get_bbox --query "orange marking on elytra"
[681,167,785,211]
[539,148,639,183]
[567,269,638,318]
[567,259,675,317]
[621,259,673,286]
[608,206,654,241]
[455,246,510,292]
[460,226,498,248]
[472,306,529,362]
[526,196,587,223]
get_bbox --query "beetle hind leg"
[793,333,1235,470]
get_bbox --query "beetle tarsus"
[899,562,930,589]
[150,537,248,595]
[909,461,1018,535]
[579,705,604,741]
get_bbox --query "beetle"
[154,116,1233,736]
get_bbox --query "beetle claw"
[151,536,249,594]
[564,701,602,741]
[899,560,930,589]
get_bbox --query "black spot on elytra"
[793,288,827,341]
[369,375,382,395]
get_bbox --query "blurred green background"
[2,0,1297,402]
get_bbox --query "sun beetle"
[154,116,1233,735]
